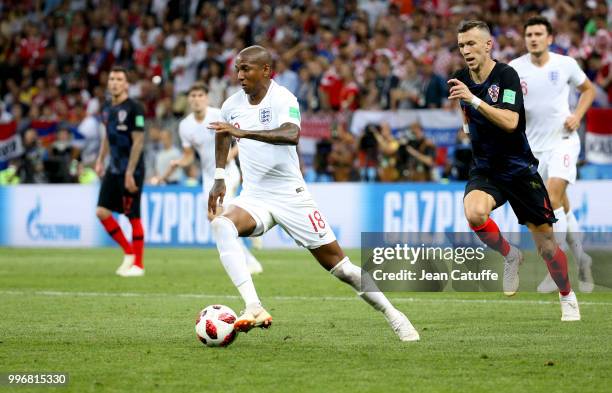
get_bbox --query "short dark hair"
[524,16,553,35]
[457,20,491,35]
[188,82,209,94]
[109,66,130,82]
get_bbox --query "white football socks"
[553,207,568,251]
[211,216,260,307]
[330,257,395,316]
[239,238,260,266]
[566,210,587,261]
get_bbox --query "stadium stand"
[0,0,610,184]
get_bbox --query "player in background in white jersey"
[151,82,263,274]
[510,16,596,293]
[207,45,419,341]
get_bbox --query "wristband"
[214,168,225,180]
[470,96,482,110]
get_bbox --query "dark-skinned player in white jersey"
[207,45,420,341]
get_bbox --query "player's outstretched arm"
[448,78,519,132]
[153,147,195,185]
[208,122,300,145]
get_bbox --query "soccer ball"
[195,305,238,347]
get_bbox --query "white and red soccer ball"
[195,305,237,347]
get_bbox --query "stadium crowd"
[0,0,610,185]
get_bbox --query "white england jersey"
[509,53,587,152]
[221,80,304,196]
[178,107,224,191]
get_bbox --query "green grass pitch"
[1,248,610,393]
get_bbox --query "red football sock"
[100,216,133,255]
[130,218,144,269]
[470,218,511,257]
[543,246,571,296]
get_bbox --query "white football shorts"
[228,189,337,249]
[533,133,580,184]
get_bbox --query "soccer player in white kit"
[510,16,596,293]
[207,46,419,341]
[151,82,263,274]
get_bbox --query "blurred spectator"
[420,57,448,108]
[74,105,102,167]
[392,59,423,109]
[328,125,356,182]
[153,129,182,185]
[46,127,77,183]
[170,41,197,99]
[396,123,436,182]
[296,65,321,112]
[19,128,47,183]
[358,124,379,182]
[443,129,473,181]
[310,138,333,182]
[339,64,360,111]
[274,58,299,96]
[319,57,343,110]
[0,159,20,185]
[374,56,399,109]
[372,122,401,182]
[203,60,227,108]
[183,163,200,187]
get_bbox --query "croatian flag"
[0,121,24,170]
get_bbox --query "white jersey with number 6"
[220,80,305,197]
[509,52,587,153]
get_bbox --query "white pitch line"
[1,289,612,306]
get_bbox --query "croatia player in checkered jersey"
[207,46,419,341]
[150,82,263,274]
[510,16,596,293]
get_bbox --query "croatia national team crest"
[259,108,271,124]
[487,84,499,103]
[118,109,127,123]
[549,70,559,84]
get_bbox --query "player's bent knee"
[96,207,111,220]
[464,206,489,228]
[211,216,238,240]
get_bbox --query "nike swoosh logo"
[230,114,238,120]
[318,232,327,238]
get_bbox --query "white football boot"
[385,309,420,342]
[116,254,135,275]
[234,304,272,333]
[503,246,523,296]
[559,290,581,321]
[118,265,145,277]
